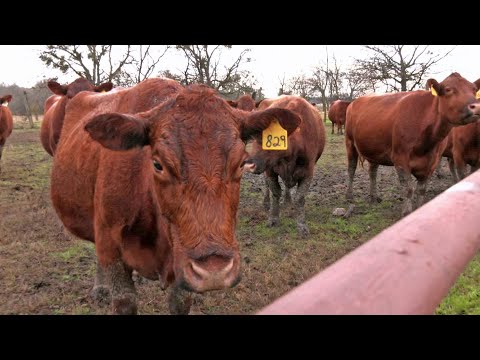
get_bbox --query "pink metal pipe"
[258,171,480,315]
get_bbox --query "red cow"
[346,73,480,217]
[441,122,480,181]
[247,96,326,237]
[227,92,260,112]
[40,78,113,156]
[0,95,13,173]
[328,100,351,135]
[50,78,301,314]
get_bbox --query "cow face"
[427,73,480,126]
[1,95,12,106]
[84,85,301,293]
[227,93,257,112]
[48,78,113,99]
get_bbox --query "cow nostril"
[469,104,478,110]
[190,257,234,278]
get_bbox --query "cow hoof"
[112,294,137,315]
[90,285,111,305]
[346,193,353,201]
[267,218,279,227]
[297,224,310,238]
[263,202,270,211]
[368,196,382,204]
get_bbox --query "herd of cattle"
[1,72,479,315]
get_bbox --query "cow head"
[427,72,480,126]
[84,84,301,293]
[1,95,12,106]
[227,93,257,112]
[48,77,113,99]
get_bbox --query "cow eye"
[445,87,452,93]
[153,160,163,172]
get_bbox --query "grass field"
[0,117,478,314]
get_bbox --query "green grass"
[436,255,480,315]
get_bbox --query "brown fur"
[328,100,351,135]
[0,95,13,172]
[247,96,325,236]
[441,121,480,181]
[346,72,480,216]
[227,93,256,111]
[40,78,113,156]
[50,78,301,314]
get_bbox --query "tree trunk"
[23,91,34,128]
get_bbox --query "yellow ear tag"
[262,120,288,150]
[431,86,438,97]
[101,90,106,93]
[476,90,480,99]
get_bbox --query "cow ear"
[240,108,301,142]
[227,100,238,108]
[474,78,480,91]
[85,113,149,151]
[426,79,443,96]
[95,82,114,93]
[48,81,68,96]
[1,95,12,103]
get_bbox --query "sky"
[1,45,479,98]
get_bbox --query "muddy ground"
[0,119,478,314]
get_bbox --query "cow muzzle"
[180,254,241,293]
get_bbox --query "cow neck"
[430,97,453,145]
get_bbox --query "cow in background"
[0,95,13,173]
[40,78,113,156]
[346,73,480,217]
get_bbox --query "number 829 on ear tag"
[262,120,288,150]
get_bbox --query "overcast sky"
[1,45,479,97]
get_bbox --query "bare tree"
[172,45,254,96]
[344,66,372,100]
[287,73,311,99]
[278,74,291,95]
[327,57,343,100]
[310,65,330,122]
[356,45,455,92]
[39,45,133,85]
[119,45,170,86]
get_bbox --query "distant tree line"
[0,80,51,118]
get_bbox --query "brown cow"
[50,78,301,315]
[246,95,326,237]
[0,94,13,173]
[328,100,351,135]
[346,73,480,217]
[40,77,113,156]
[441,121,480,182]
[227,91,259,111]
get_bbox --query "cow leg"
[105,260,137,315]
[295,176,312,238]
[447,158,458,183]
[395,167,414,217]
[368,162,381,203]
[455,159,467,180]
[168,286,193,315]
[263,175,270,211]
[90,258,111,305]
[284,187,292,205]
[266,174,282,227]
[414,178,429,210]
[0,144,3,173]
[331,121,334,135]
[346,140,358,201]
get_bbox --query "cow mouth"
[459,113,480,125]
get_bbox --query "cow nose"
[468,103,480,113]
[183,255,240,293]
